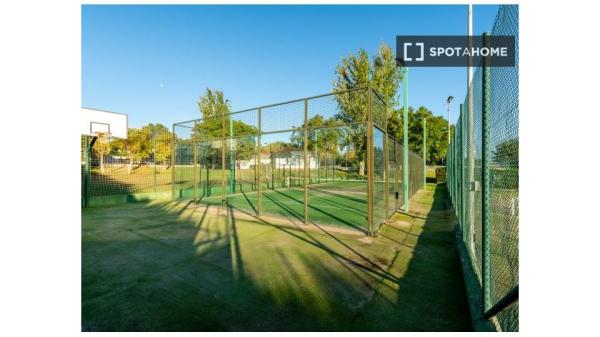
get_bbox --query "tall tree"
[332,43,402,175]
[94,140,110,174]
[124,127,152,174]
[197,88,231,119]
[194,88,258,164]
[290,115,340,155]
[388,105,451,165]
[145,123,173,170]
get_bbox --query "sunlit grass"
[82,183,471,331]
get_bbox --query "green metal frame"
[402,67,409,211]
[171,125,176,201]
[171,87,426,236]
[229,114,235,194]
[423,118,427,187]
[257,108,262,215]
[445,29,519,329]
[366,87,374,234]
[481,31,492,311]
[83,136,99,208]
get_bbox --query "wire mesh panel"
[227,135,258,194]
[464,62,484,280]
[371,90,387,130]
[201,139,226,199]
[488,5,519,331]
[171,87,424,236]
[371,127,386,232]
[387,137,398,217]
[495,299,519,331]
[261,100,305,133]
[173,122,196,199]
[396,141,405,210]
[257,130,306,223]
[306,93,369,232]
[408,151,424,198]
[81,125,174,203]
[307,124,368,232]
[445,5,519,332]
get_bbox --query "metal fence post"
[193,137,198,203]
[229,114,235,194]
[171,125,176,201]
[84,136,90,208]
[482,31,492,311]
[402,67,409,211]
[303,99,309,224]
[153,130,157,193]
[315,131,319,184]
[367,88,374,234]
[461,104,467,243]
[394,140,400,211]
[221,113,227,206]
[384,108,389,220]
[257,108,262,216]
[423,118,427,188]
[454,104,465,224]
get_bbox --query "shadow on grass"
[351,183,472,331]
[82,183,471,331]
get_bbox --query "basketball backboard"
[82,108,128,139]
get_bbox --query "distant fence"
[81,127,174,207]
[446,5,519,332]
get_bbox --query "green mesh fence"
[173,87,425,235]
[81,126,174,207]
[446,4,519,332]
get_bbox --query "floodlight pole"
[402,67,409,212]
[467,3,477,259]
[447,98,453,145]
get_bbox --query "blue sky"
[82,4,499,128]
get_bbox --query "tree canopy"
[332,43,452,165]
[332,43,402,163]
[193,88,258,161]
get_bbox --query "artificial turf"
[82,183,472,331]
[199,180,369,232]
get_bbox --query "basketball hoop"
[95,131,112,144]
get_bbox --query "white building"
[235,151,318,170]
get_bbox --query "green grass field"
[85,164,357,196]
[82,182,471,331]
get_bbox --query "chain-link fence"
[173,87,424,235]
[446,4,518,332]
[81,126,174,207]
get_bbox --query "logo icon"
[403,42,425,62]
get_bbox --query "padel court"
[199,179,371,233]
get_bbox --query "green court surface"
[199,179,369,233]
[82,183,472,331]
